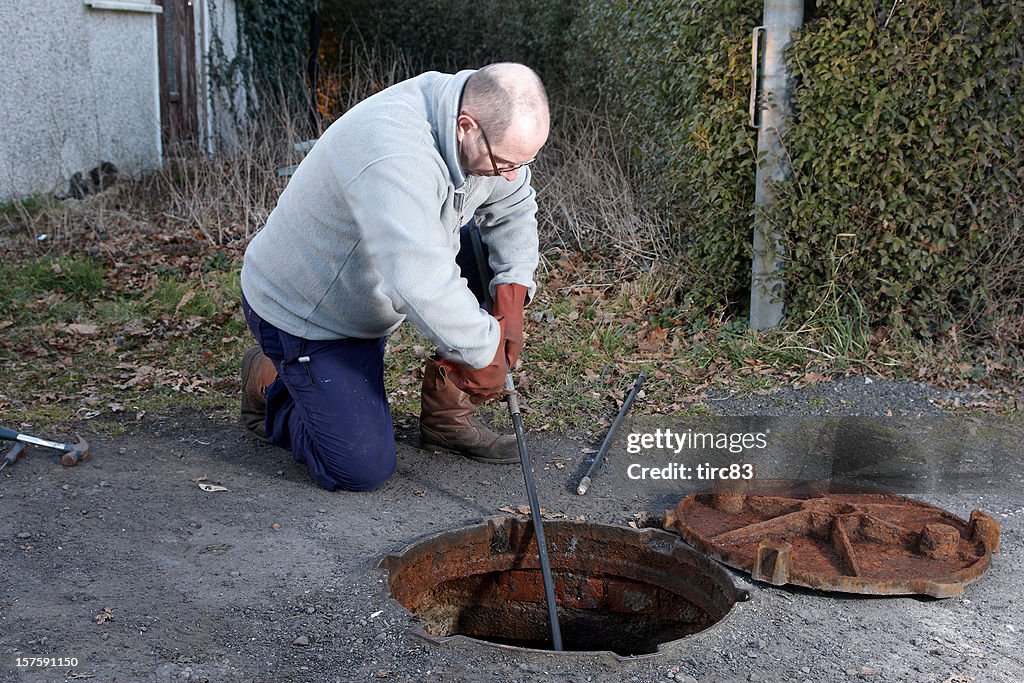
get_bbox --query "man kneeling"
[238,63,549,491]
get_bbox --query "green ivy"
[571,0,1022,339]
[210,0,313,111]
[776,0,1023,338]
[569,0,763,314]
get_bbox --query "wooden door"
[157,0,198,149]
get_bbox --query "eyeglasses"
[465,114,536,177]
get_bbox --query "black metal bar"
[505,373,563,651]
[576,372,646,495]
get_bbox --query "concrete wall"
[0,0,161,201]
[0,0,243,202]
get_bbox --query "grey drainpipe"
[749,0,804,331]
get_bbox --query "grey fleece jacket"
[240,70,539,369]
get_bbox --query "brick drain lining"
[379,517,748,656]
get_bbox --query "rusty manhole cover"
[378,517,748,656]
[664,481,1000,598]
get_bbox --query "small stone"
[859,666,877,677]
[17,532,31,539]
[676,676,698,683]
[230,571,240,578]
[749,674,762,682]
[800,667,811,674]
[292,635,310,647]
[306,606,316,614]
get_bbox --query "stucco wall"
[0,0,162,201]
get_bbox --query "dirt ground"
[1,380,1022,683]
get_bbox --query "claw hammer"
[0,426,90,467]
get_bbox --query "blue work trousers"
[243,225,492,491]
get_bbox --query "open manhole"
[378,517,748,657]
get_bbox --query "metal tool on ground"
[576,372,646,495]
[0,442,27,472]
[0,426,89,467]
[504,372,563,651]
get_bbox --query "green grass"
[0,256,107,314]
[0,193,53,222]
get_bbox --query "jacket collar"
[431,70,475,189]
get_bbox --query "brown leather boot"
[240,346,277,440]
[420,359,519,464]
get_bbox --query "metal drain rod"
[505,373,563,651]
[577,372,646,495]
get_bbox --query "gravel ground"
[1,378,1021,682]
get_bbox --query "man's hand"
[437,282,528,404]
[492,283,528,368]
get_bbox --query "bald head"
[462,63,550,146]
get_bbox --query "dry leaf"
[65,323,99,336]
[498,506,515,514]
[175,289,196,313]
[95,607,113,624]
[191,476,209,483]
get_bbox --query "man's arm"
[474,167,541,303]
[345,156,501,369]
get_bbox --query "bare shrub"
[533,105,669,275]
[152,88,305,246]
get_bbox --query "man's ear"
[455,113,476,143]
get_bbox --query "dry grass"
[533,105,669,272]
